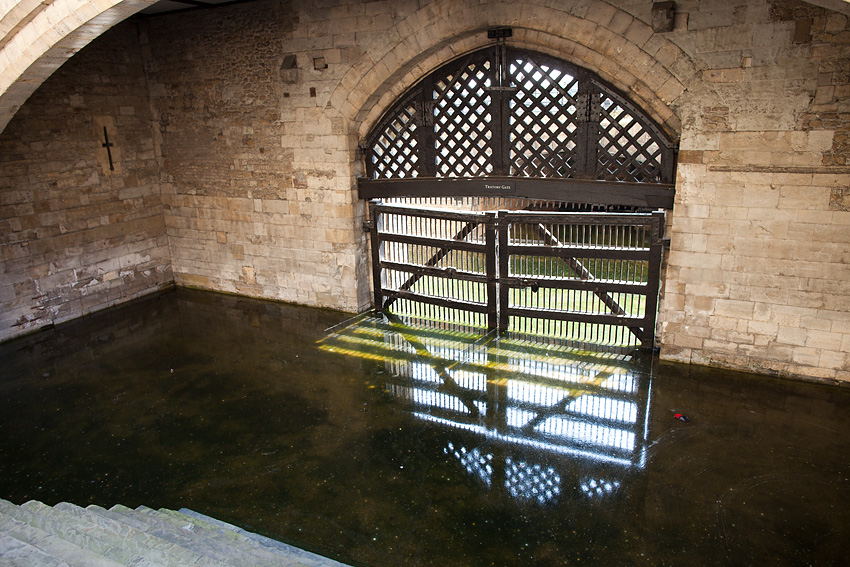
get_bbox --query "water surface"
[1,289,848,566]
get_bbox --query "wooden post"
[497,212,510,332]
[369,202,385,312]
[485,213,498,330]
[640,210,666,348]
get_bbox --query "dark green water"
[1,289,848,567]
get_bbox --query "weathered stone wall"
[658,0,850,383]
[133,0,848,382]
[0,24,170,341]
[138,2,368,310]
[1,0,848,384]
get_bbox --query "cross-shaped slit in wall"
[101,126,115,171]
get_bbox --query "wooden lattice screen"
[363,46,676,192]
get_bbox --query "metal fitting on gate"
[519,279,539,293]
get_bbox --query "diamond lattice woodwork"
[434,57,494,177]
[509,53,581,178]
[369,94,421,179]
[364,47,676,189]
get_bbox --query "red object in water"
[674,413,690,422]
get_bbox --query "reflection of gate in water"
[367,200,665,349]
[318,315,652,505]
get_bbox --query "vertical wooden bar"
[369,202,385,312]
[485,212,498,331]
[661,146,676,185]
[491,43,509,176]
[497,212,511,332]
[640,211,665,348]
[418,78,437,177]
[575,74,601,179]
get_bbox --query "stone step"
[0,499,168,567]
[34,502,230,567]
[177,509,349,567]
[0,531,67,567]
[157,508,329,565]
[0,499,352,567]
[0,508,123,567]
[0,499,149,567]
[19,500,177,567]
[95,505,286,567]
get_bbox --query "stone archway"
[0,0,156,134]
[336,2,693,148]
[357,45,676,348]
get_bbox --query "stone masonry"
[0,0,848,384]
[658,0,850,382]
[0,23,171,338]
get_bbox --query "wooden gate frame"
[494,210,665,346]
[366,202,665,348]
[367,203,497,323]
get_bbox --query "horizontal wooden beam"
[499,277,647,294]
[501,210,661,226]
[506,306,641,325]
[380,232,487,252]
[373,203,493,222]
[358,176,675,209]
[381,289,489,313]
[381,261,491,284]
[507,244,651,261]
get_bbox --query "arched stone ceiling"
[0,0,156,134]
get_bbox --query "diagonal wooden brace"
[383,220,480,310]
[533,222,627,316]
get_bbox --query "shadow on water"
[1,288,849,566]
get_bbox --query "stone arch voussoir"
[0,0,156,134]
[335,0,693,146]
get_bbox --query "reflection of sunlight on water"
[450,370,487,391]
[319,314,652,503]
[444,443,493,487]
[580,477,621,498]
[534,415,636,452]
[565,395,637,423]
[505,457,562,504]
[600,374,637,393]
[390,385,476,414]
[416,413,635,468]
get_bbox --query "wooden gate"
[360,46,676,349]
[367,202,665,349]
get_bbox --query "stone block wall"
[0,0,158,134]
[658,0,850,383]
[137,2,368,311]
[0,24,171,341]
